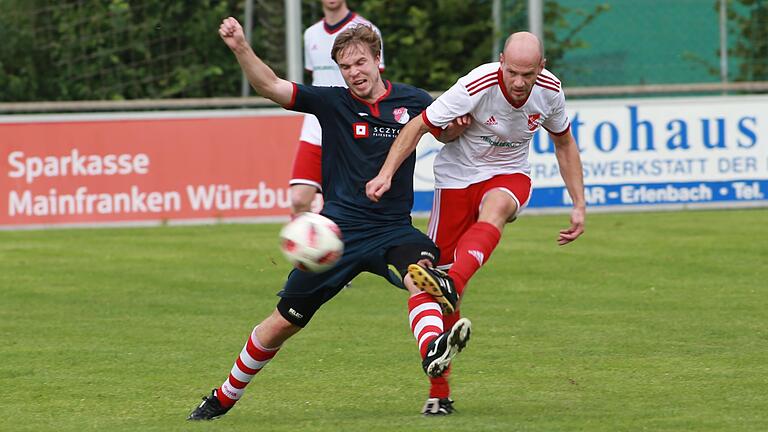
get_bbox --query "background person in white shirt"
[366,31,586,415]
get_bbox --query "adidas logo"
[468,250,485,266]
[484,116,498,126]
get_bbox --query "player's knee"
[257,310,303,347]
[480,191,518,225]
[276,292,324,328]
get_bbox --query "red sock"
[428,310,461,398]
[429,367,452,398]
[448,222,501,296]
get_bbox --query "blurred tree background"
[0,0,244,101]
[0,0,759,102]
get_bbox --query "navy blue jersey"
[285,80,433,229]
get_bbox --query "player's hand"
[416,258,434,268]
[452,114,472,128]
[440,114,472,142]
[558,206,585,245]
[218,17,246,51]
[365,175,392,203]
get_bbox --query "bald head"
[498,32,546,105]
[502,32,544,65]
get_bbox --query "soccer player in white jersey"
[366,31,586,415]
[290,0,384,215]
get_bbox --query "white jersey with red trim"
[303,12,384,87]
[423,62,570,189]
[300,12,384,145]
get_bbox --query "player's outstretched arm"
[366,115,430,202]
[552,130,586,245]
[219,17,293,106]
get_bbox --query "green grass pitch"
[1,209,767,431]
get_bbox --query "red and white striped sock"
[216,326,280,407]
[449,222,501,296]
[428,310,461,398]
[408,292,444,358]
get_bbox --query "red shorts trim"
[290,141,322,190]
[427,173,531,266]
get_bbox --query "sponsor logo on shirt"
[353,122,369,138]
[372,126,401,138]
[393,107,410,124]
[480,135,527,148]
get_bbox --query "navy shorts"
[278,222,436,303]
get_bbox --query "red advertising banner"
[1,111,303,228]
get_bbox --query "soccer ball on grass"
[279,212,344,272]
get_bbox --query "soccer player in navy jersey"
[188,18,471,420]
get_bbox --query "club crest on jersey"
[353,122,369,138]
[393,107,410,124]
[527,113,542,131]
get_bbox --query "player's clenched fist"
[219,17,246,50]
[366,175,391,203]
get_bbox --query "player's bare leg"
[478,189,519,230]
[254,310,303,347]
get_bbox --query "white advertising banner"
[413,95,768,211]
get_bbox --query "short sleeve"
[284,83,339,116]
[423,80,476,130]
[541,91,570,135]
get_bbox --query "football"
[279,212,344,272]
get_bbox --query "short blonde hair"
[331,24,381,63]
